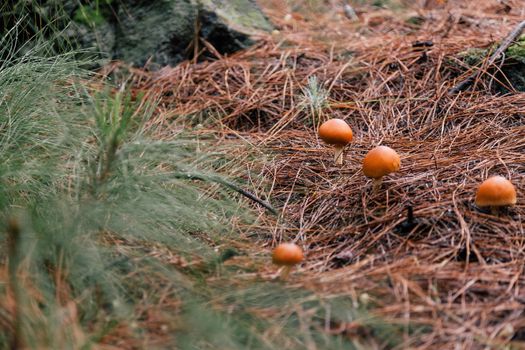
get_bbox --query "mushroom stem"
[490,206,500,216]
[280,266,292,280]
[372,177,383,194]
[334,145,344,165]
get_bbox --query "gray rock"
[114,0,197,67]
[65,20,115,66]
[103,0,272,67]
[3,0,272,67]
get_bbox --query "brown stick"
[448,20,525,95]
[174,172,278,215]
[7,218,23,350]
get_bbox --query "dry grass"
[120,0,525,348]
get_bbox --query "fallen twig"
[174,172,278,215]
[448,20,525,94]
[7,218,23,350]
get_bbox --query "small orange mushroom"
[318,119,353,165]
[475,176,516,216]
[362,145,400,193]
[272,243,303,279]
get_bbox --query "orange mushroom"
[272,243,303,279]
[475,176,516,215]
[318,119,353,165]
[362,145,400,193]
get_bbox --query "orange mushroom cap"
[318,119,353,146]
[362,146,400,179]
[475,176,516,207]
[272,243,303,266]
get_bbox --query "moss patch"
[457,36,525,92]
[200,0,273,34]
[507,34,525,64]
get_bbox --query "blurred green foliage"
[0,0,116,59]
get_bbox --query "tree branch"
[448,20,525,95]
[174,172,278,215]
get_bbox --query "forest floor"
[112,0,525,348]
